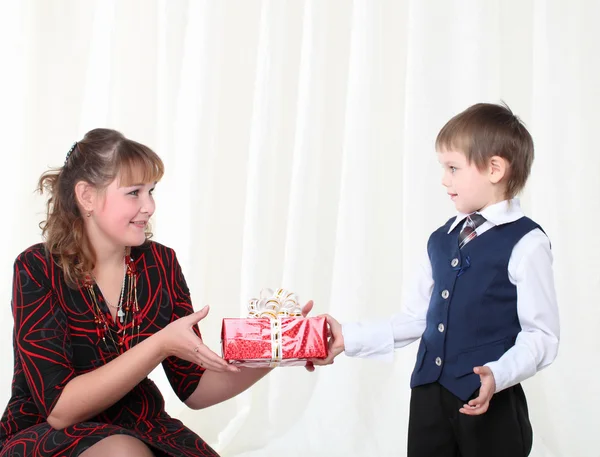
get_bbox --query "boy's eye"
[450,166,457,173]
[129,190,139,196]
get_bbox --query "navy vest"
[410,216,541,401]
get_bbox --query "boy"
[317,103,559,457]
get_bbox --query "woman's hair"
[38,128,164,288]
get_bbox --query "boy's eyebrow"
[439,159,459,166]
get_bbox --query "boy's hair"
[38,128,164,288]
[435,102,534,198]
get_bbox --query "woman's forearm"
[184,367,272,410]
[47,333,167,430]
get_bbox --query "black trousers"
[408,382,533,457]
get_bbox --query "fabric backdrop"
[0,1,597,456]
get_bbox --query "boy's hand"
[459,366,496,415]
[300,300,317,372]
[309,314,345,367]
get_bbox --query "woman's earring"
[86,212,91,217]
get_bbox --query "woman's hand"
[157,305,239,373]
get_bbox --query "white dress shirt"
[341,199,560,393]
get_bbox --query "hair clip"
[64,142,78,165]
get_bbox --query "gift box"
[221,288,328,367]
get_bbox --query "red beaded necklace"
[86,254,141,351]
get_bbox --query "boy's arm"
[485,229,560,392]
[341,250,433,361]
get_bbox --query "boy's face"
[437,149,497,214]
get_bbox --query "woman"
[0,129,312,457]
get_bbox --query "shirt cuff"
[341,321,395,362]
[484,354,536,394]
[484,360,510,393]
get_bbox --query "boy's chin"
[454,203,476,214]
[452,202,465,212]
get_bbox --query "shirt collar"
[447,198,525,233]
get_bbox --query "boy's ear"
[488,156,507,184]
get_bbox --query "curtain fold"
[0,1,596,456]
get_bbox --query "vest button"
[441,290,449,299]
[435,357,442,366]
[451,258,459,267]
[438,323,445,332]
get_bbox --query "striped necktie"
[458,213,487,249]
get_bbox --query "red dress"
[0,242,219,457]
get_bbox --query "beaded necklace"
[86,254,141,351]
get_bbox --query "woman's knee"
[79,434,154,457]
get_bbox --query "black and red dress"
[0,241,219,457]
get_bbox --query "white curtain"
[0,1,598,456]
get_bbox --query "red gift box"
[221,316,328,367]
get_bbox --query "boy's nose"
[441,172,451,188]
